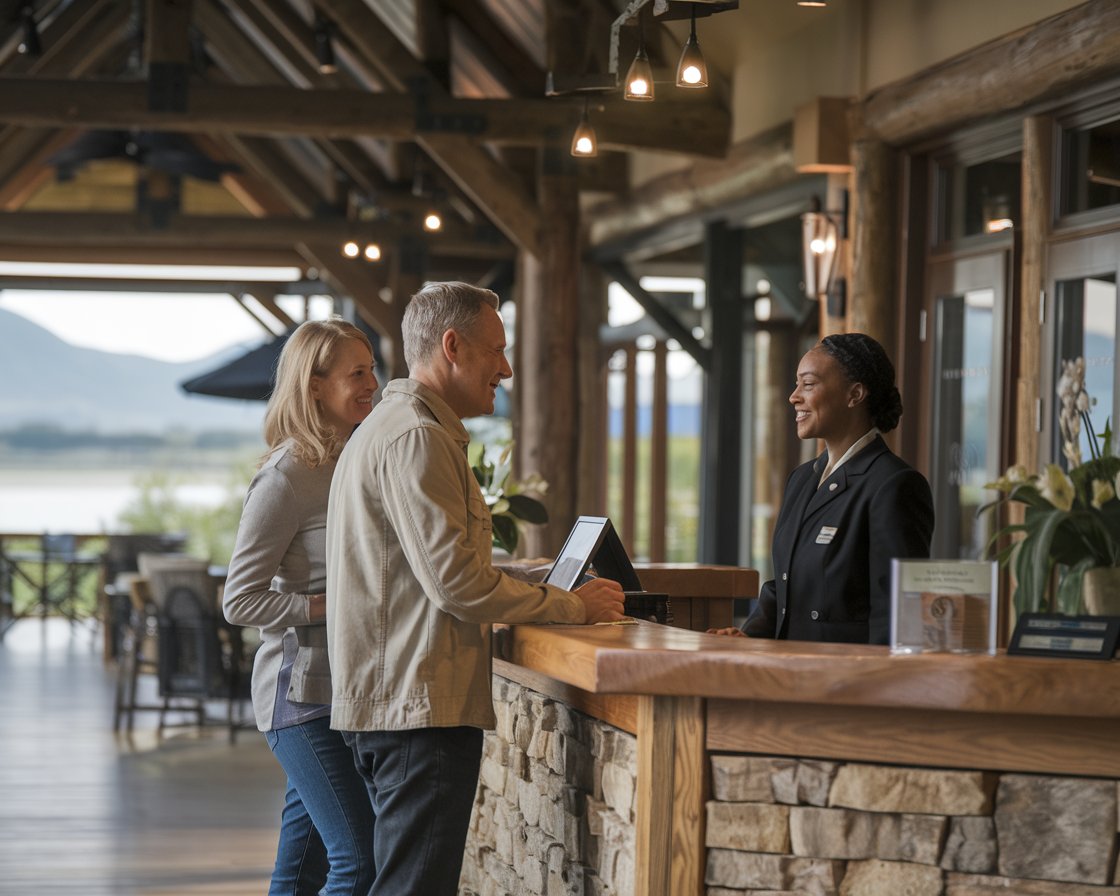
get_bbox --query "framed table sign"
[1007,613,1120,660]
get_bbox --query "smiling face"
[310,337,378,434]
[789,347,868,451]
[451,304,513,419]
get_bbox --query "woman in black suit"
[716,332,934,645]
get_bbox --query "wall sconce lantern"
[801,193,848,304]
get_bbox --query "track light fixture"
[314,16,338,75]
[342,240,360,259]
[362,242,381,262]
[676,5,707,88]
[570,100,598,158]
[624,14,654,101]
[18,5,41,57]
[422,211,442,232]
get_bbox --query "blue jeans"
[265,716,375,896]
[344,726,483,896]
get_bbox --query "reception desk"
[461,600,1120,896]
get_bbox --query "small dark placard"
[1007,613,1120,660]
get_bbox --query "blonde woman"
[224,319,377,895]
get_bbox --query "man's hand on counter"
[574,577,626,624]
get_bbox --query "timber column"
[849,138,899,352]
[516,146,581,558]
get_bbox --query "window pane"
[933,288,996,560]
[936,155,1021,242]
[1054,275,1117,463]
[1061,119,1120,215]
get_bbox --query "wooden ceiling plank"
[314,0,544,258]
[225,0,392,194]
[218,133,326,218]
[443,0,544,95]
[191,132,295,217]
[1,0,114,74]
[0,129,79,210]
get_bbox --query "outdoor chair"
[113,553,255,742]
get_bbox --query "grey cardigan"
[223,442,335,731]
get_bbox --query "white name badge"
[815,526,838,545]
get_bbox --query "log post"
[516,150,581,559]
[849,139,899,351]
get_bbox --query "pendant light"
[570,100,598,157]
[314,16,337,75]
[18,5,42,57]
[675,5,707,88]
[624,14,654,102]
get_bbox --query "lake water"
[0,468,235,533]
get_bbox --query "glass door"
[927,253,1008,560]
[1046,233,1120,465]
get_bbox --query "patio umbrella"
[180,330,293,401]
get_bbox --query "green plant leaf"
[505,493,549,524]
[491,514,518,554]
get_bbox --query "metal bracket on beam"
[406,76,487,135]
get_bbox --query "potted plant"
[470,442,549,555]
[983,358,1120,615]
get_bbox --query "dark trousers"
[344,726,483,896]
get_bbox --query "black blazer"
[744,436,934,645]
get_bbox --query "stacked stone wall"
[706,755,1120,895]
[460,677,638,896]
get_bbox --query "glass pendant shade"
[570,105,598,157]
[676,9,707,88]
[624,47,654,101]
[314,20,337,74]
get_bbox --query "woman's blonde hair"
[262,318,374,467]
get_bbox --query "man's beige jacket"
[326,378,584,731]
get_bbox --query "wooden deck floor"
[0,618,283,895]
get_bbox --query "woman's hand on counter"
[707,626,746,637]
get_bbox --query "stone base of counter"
[460,677,639,896]
[705,755,1120,895]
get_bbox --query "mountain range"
[0,307,267,433]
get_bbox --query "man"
[326,281,625,895]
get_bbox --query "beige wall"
[632,0,1081,186]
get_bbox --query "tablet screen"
[542,517,609,591]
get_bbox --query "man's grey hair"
[402,281,500,372]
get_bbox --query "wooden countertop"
[496,620,1120,719]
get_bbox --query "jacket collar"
[803,435,890,518]
[384,378,470,446]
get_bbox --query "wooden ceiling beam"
[0,2,132,212]
[0,211,517,259]
[0,77,729,157]
[0,244,307,267]
[298,239,398,344]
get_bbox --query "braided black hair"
[819,333,903,432]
